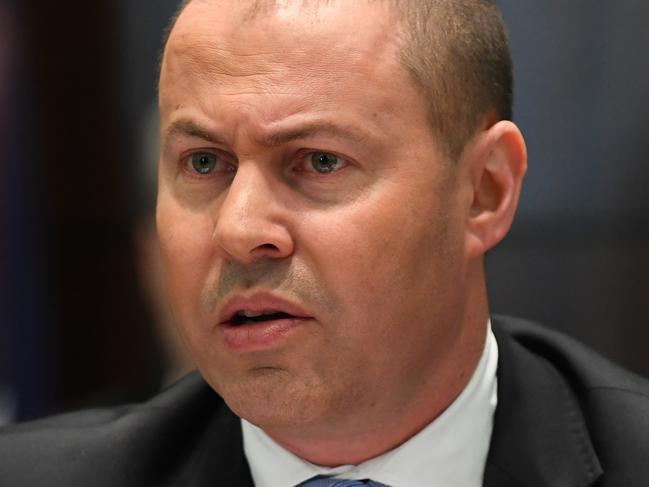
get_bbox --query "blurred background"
[1,0,648,422]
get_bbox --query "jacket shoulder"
[493,315,649,392]
[0,373,243,486]
[492,315,649,485]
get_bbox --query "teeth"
[237,310,265,318]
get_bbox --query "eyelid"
[179,148,237,178]
[295,149,351,174]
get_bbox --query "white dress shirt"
[242,322,498,487]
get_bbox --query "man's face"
[157,0,474,437]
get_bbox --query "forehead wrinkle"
[166,39,377,104]
[169,36,286,81]
[166,43,342,106]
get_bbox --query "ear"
[462,121,527,258]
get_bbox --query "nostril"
[247,241,290,262]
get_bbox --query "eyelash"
[179,150,235,179]
[295,150,350,175]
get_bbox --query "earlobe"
[464,121,527,258]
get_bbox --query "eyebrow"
[164,119,226,146]
[261,122,373,146]
[163,118,374,149]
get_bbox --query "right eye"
[182,151,234,177]
[190,152,217,174]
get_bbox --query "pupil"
[192,153,216,174]
[312,152,337,173]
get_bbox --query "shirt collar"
[243,321,498,487]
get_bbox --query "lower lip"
[219,317,312,352]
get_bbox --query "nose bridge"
[220,163,269,225]
[213,162,292,262]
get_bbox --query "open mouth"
[229,311,296,326]
[218,295,313,351]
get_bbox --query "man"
[1,1,648,486]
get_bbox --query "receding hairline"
[160,0,512,160]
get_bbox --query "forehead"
[170,0,399,54]
[158,0,440,153]
[161,0,406,103]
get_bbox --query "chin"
[216,368,332,431]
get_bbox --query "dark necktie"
[297,476,391,487]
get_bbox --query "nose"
[212,165,294,264]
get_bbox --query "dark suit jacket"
[1,315,648,486]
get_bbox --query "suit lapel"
[484,319,603,487]
[188,403,254,487]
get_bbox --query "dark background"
[1,0,648,421]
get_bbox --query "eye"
[190,152,218,174]
[304,152,348,174]
[182,151,234,177]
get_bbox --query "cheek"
[156,197,216,320]
[314,194,450,294]
[303,185,462,345]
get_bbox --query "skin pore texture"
[157,0,526,466]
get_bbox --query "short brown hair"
[161,0,512,160]
[393,0,512,159]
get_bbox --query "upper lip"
[217,292,313,325]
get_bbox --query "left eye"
[304,152,347,174]
[189,152,218,174]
